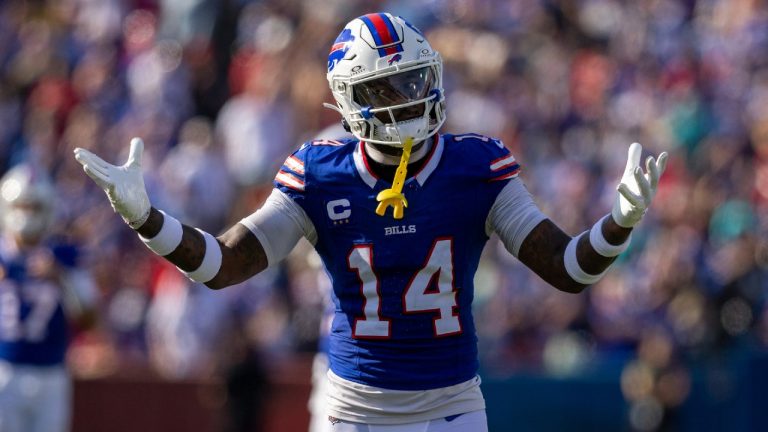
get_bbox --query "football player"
[0,164,97,432]
[74,13,667,432]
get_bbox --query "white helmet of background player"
[0,164,55,243]
[325,13,446,146]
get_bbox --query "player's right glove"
[611,142,668,228]
[74,138,151,229]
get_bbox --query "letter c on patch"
[327,199,351,220]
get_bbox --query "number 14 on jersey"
[347,238,462,338]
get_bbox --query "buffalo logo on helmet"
[328,28,355,72]
[387,54,402,65]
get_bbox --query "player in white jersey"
[73,12,667,432]
[0,164,97,432]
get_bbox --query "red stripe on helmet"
[366,13,396,46]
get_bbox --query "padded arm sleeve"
[486,177,548,257]
[239,188,318,268]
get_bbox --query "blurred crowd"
[0,0,767,430]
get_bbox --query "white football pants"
[326,410,488,432]
[308,353,488,432]
[0,361,71,432]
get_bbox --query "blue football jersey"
[275,134,521,390]
[0,237,77,366]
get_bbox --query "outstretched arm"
[134,208,267,289]
[499,143,668,293]
[74,138,270,290]
[517,216,631,293]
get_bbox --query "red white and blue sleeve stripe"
[488,153,521,182]
[275,155,306,192]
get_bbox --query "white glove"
[74,138,151,229]
[612,142,668,228]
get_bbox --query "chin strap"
[375,137,413,219]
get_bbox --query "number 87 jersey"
[274,133,525,391]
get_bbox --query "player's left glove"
[611,142,668,228]
[74,138,151,229]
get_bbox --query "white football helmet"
[325,13,446,146]
[0,164,55,242]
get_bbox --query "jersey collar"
[353,134,444,189]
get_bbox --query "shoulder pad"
[276,138,357,193]
[301,137,356,149]
[450,133,498,145]
[305,138,346,147]
[275,145,310,192]
[446,133,521,182]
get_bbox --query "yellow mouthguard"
[375,137,413,219]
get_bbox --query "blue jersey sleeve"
[274,138,355,205]
[449,133,521,182]
[273,142,312,204]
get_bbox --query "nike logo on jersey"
[384,225,416,235]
